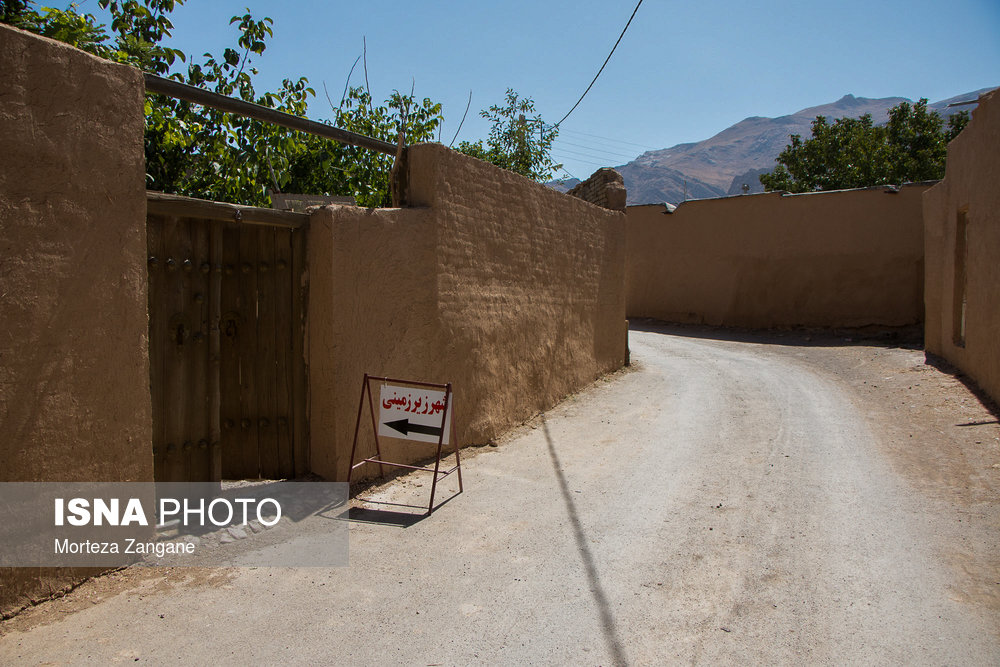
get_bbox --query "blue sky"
[79,0,1000,180]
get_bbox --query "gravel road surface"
[2,324,998,665]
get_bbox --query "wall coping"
[629,181,939,213]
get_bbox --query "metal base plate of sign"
[347,374,463,514]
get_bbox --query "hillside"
[553,88,994,205]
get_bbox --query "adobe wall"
[307,205,439,478]
[0,26,151,616]
[924,89,1000,404]
[626,185,929,328]
[308,143,627,480]
[566,167,627,211]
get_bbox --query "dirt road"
[2,325,999,665]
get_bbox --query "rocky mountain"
[553,88,994,205]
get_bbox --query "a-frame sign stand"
[347,374,463,514]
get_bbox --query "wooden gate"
[146,193,308,483]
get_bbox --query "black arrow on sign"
[383,419,443,438]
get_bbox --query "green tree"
[2,0,111,52]
[284,86,442,207]
[760,99,970,193]
[884,99,968,183]
[2,1,442,207]
[456,89,561,181]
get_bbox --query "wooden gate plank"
[146,216,167,481]
[273,228,294,478]
[207,220,223,482]
[185,218,210,483]
[291,227,309,478]
[220,223,242,478]
[256,226,280,478]
[162,216,190,483]
[237,221,260,478]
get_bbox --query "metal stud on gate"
[222,314,238,338]
[170,317,190,345]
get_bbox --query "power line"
[548,166,580,182]
[448,90,473,148]
[551,152,614,169]
[552,138,638,161]
[551,131,657,159]
[550,140,644,168]
[551,146,627,165]
[555,127,659,151]
[554,0,644,128]
[551,151,608,166]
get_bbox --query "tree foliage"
[3,1,443,206]
[456,89,561,182]
[5,2,559,200]
[3,0,113,53]
[283,87,443,206]
[760,99,970,193]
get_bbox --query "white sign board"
[377,384,452,445]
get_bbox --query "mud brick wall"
[924,89,1000,405]
[0,25,150,616]
[626,184,929,329]
[566,168,627,211]
[308,144,627,480]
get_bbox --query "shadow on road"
[336,489,461,527]
[337,506,427,528]
[542,417,628,667]
[629,318,923,350]
[924,352,1000,422]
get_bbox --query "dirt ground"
[1,324,998,665]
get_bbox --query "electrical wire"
[552,146,629,165]
[449,90,473,148]
[551,152,614,169]
[554,0,644,128]
[555,126,659,151]
[552,138,638,161]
